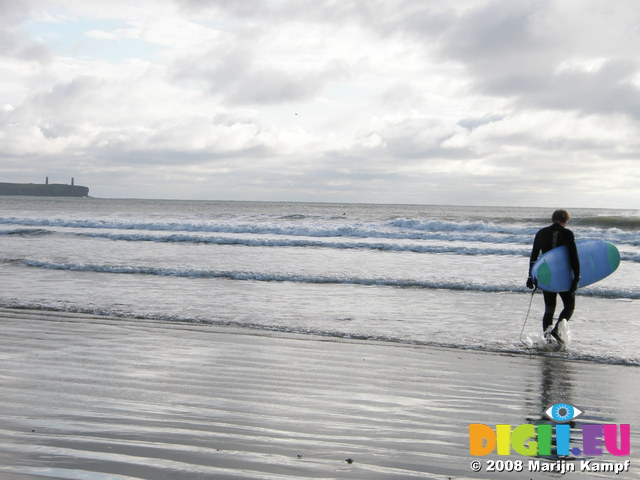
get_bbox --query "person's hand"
[570,277,580,292]
[526,277,535,289]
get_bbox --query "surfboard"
[531,239,620,292]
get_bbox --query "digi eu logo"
[469,403,631,457]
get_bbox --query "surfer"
[527,209,580,343]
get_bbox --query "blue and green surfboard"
[531,239,620,292]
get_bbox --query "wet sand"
[0,307,638,479]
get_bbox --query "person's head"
[552,209,570,226]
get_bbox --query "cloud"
[514,60,640,117]
[173,0,269,17]
[352,111,471,161]
[1,68,284,162]
[438,0,640,119]
[0,0,50,61]
[171,43,341,105]
[1,0,639,207]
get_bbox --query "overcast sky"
[1,0,639,207]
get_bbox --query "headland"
[0,178,89,197]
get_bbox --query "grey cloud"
[0,0,51,61]
[229,70,327,105]
[176,0,375,25]
[442,0,547,66]
[173,0,269,17]
[17,76,106,141]
[359,116,473,161]
[172,43,342,105]
[528,61,640,116]
[167,1,457,107]
[435,0,640,118]
[280,0,454,37]
[32,76,104,112]
[478,59,640,117]
[4,73,278,163]
[173,0,452,38]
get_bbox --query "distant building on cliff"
[0,177,89,197]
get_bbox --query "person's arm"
[567,230,580,290]
[527,231,541,288]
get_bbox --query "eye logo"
[545,403,583,422]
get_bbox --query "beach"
[1,307,639,479]
[4,2,640,477]
[2,198,639,478]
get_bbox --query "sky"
[1,0,640,208]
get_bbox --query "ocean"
[1,197,639,366]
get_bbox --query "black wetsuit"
[529,223,580,332]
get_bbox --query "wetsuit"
[528,223,580,332]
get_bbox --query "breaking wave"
[3,215,640,248]
[0,215,534,242]
[14,259,639,299]
[78,231,529,257]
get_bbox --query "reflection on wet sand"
[525,356,625,460]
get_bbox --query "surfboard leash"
[519,287,537,356]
